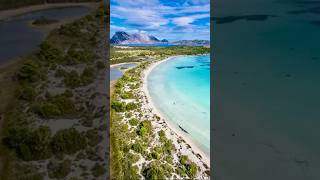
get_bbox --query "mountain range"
[110,31,209,47]
[110,31,168,45]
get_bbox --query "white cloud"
[172,14,210,26]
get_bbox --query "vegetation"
[110,61,202,179]
[47,159,72,179]
[51,128,86,155]
[110,45,210,64]
[0,4,108,179]
[32,17,58,26]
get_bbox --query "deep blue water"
[148,55,210,156]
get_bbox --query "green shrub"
[142,161,166,180]
[81,67,95,85]
[120,91,134,99]
[17,85,36,101]
[32,102,61,119]
[85,129,101,147]
[37,41,64,64]
[131,142,143,153]
[51,128,86,155]
[151,151,160,160]
[96,61,105,70]
[47,159,72,179]
[180,155,188,165]
[129,118,139,126]
[17,61,43,83]
[63,70,81,88]
[186,162,198,178]
[55,68,66,77]
[138,120,152,136]
[63,89,73,97]
[91,163,106,177]
[111,101,126,112]
[3,126,52,161]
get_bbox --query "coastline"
[0,2,98,21]
[141,55,211,167]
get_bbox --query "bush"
[120,91,134,99]
[131,142,143,153]
[129,118,139,126]
[81,67,95,85]
[96,61,105,70]
[63,70,81,88]
[142,161,166,180]
[37,41,64,64]
[111,101,126,112]
[17,85,36,101]
[180,155,188,165]
[32,95,76,118]
[3,126,52,161]
[138,120,152,136]
[186,162,198,178]
[55,68,66,77]
[17,61,43,83]
[85,129,101,147]
[47,159,71,179]
[126,102,138,111]
[158,130,166,142]
[151,151,160,160]
[51,128,86,155]
[91,163,106,177]
[32,102,61,119]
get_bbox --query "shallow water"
[110,63,137,81]
[213,0,320,179]
[148,55,210,156]
[0,6,90,64]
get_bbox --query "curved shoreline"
[142,55,210,166]
[0,2,98,21]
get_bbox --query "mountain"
[172,40,210,47]
[110,31,168,45]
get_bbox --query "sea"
[147,55,210,157]
[213,0,320,179]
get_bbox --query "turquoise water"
[148,55,210,156]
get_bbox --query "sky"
[110,0,210,41]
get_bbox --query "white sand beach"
[141,56,210,174]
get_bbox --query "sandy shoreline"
[141,55,211,166]
[0,2,98,21]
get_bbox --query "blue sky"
[110,0,210,41]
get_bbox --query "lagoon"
[0,6,90,64]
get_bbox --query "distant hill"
[110,31,168,45]
[172,40,210,47]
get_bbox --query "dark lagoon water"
[110,63,137,81]
[0,6,90,64]
[213,0,320,179]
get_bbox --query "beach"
[141,56,210,170]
